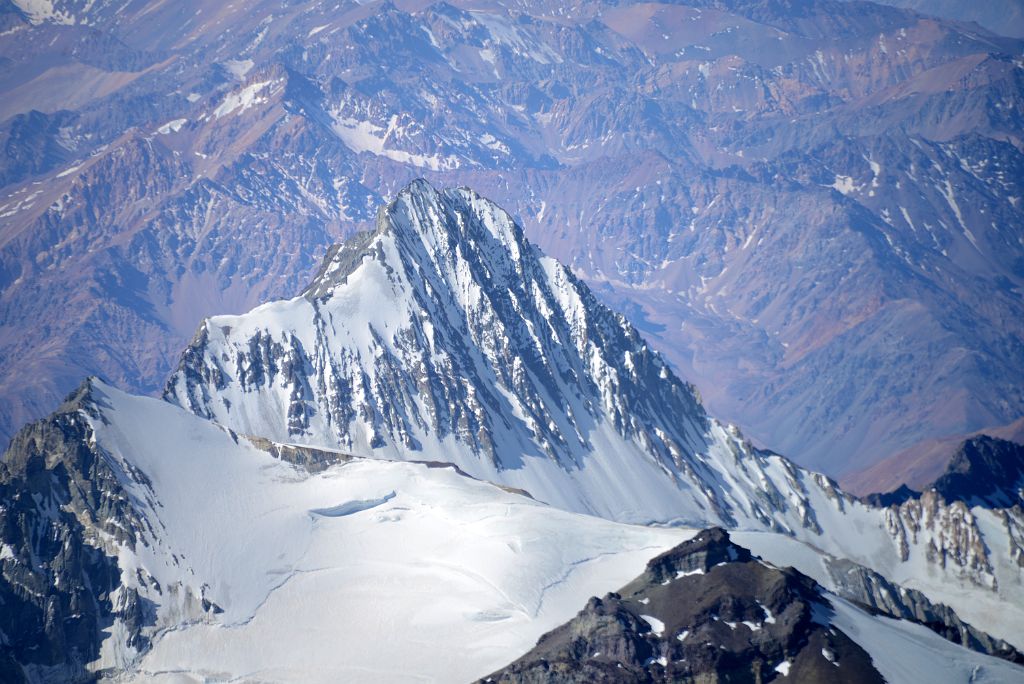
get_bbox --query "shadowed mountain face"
[930,437,1024,506]
[862,435,1024,507]
[1,0,1023,485]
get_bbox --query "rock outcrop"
[480,528,885,684]
[0,382,153,683]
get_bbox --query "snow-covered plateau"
[83,381,692,682]
[14,379,1022,684]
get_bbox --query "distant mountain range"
[857,0,1024,38]
[1,0,1022,492]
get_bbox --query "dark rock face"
[930,436,1024,508]
[480,528,885,684]
[0,381,154,683]
[861,483,920,508]
[243,434,352,473]
[861,436,1024,507]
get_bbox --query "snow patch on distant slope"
[214,80,278,119]
[223,59,254,79]
[470,11,562,64]
[330,115,461,170]
[156,119,187,135]
[831,175,858,195]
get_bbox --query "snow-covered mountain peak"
[385,178,528,259]
[167,179,717,511]
[304,179,534,302]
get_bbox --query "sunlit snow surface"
[829,597,1024,684]
[85,382,692,682]
[82,381,1024,683]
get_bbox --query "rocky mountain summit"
[480,528,1023,683]
[482,528,884,683]
[842,420,1024,495]
[0,383,150,683]
[1,0,1022,490]
[928,437,1024,507]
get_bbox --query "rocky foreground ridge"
[480,528,1018,683]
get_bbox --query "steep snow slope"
[75,380,693,681]
[828,597,1024,684]
[733,529,1024,658]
